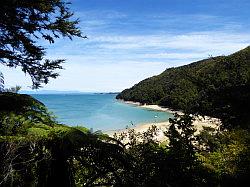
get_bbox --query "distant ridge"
[21,90,87,94]
[117,46,250,128]
[21,90,120,95]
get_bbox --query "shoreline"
[106,117,220,142]
[107,100,221,142]
[120,100,184,115]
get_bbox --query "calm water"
[32,94,172,131]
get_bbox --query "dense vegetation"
[117,47,250,129]
[1,0,249,186]
[1,93,249,186]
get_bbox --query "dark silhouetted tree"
[165,114,202,186]
[0,0,85,88]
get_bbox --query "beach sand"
[121,101,183,115]
[107,102,221,142]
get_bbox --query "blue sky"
[1,0,250,92]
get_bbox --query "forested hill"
[117,46,250,128]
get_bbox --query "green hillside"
[117,47,250,128]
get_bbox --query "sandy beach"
[121,100,183,114]
[107,101,221,142]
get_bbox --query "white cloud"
[1,10,250,92]
[88,32,250,54]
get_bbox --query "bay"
[32,93,172,131]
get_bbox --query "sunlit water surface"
[33,94,172,131]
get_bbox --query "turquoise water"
[32,94,172,131]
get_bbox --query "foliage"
[0,0,84,88]
[0,93,56,136]
[0,138,52,187]
[117,47,250,129]
[0,0,249,182]
[0,71,4,92]
[197,128,250,186]
[0,95,249,186]
[165,114,200,186]
[112,115,211,187]
[0,93,130,186]
[4,85,22,93]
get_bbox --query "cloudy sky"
[1,0,250,92]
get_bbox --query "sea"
[32,93,173,131]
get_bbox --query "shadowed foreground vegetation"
[0,0,249,186]
[0,93,249,186]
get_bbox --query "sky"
[1,0,250,92]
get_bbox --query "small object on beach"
[130,121,134,126]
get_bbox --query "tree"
[165,114,202,186]
[0,0,85,89]
[5,85,22,93]
[0,72,4,92]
